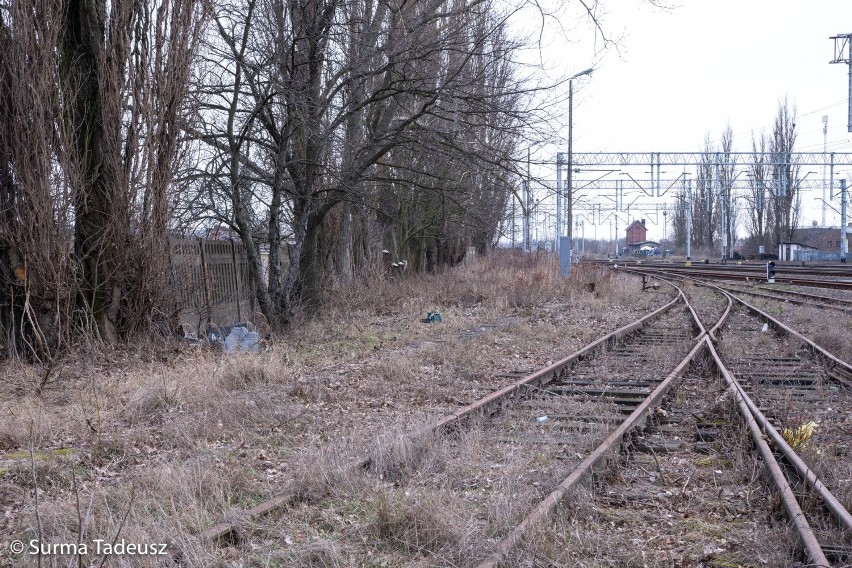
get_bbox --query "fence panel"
[794,250,841,261]
[171,239,289,334]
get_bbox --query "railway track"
[196,273,851,566]
[596,258,852,291]
[715,282,852,314]
[474,278,850,566]
[714,303,852,561]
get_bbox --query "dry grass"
[505,392,801,568]
[746,297,852,364]
[0,251,674,567]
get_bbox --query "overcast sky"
[520,0,852,242]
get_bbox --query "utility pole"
[524,149,531,251]
[575,218,580,253]
[511,188,516,248]
[556,153,563,254]
[614,214,619,257]
[842,179,848,263]
[822,115,829,226]
[716,154,725,261]
[830,34,852,132]
[686,176,692,261]
[594,205,598,252]
[565,68,593,274]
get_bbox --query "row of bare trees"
[1,0,548,356]
[670,99,800,256]
[180,0,525,330]
[0,0,206,358]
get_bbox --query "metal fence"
[172,238,281,334]
[793,250,843,262]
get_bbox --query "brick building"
[791,226,852,251]
[778,226,852,261]
[625,219,647,245]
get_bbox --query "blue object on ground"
[224,326,259,353]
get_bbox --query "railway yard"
[1,252,851,567]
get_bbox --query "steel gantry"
[830,33,852,132]
[550,151,852,262]
[569,151,852,168]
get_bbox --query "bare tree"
[189,0,525,329]
[718,125,737,257]
[692,135,716,250]
[0,0,207,356]
[770,98,800,250]
[746,131,771,248]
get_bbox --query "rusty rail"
[636,273,852,531]
[474,275,849,567]
[705,338,832,567]
[404,289,685,443]
[198,283,683,544]
[475,338,707,568]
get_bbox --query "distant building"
[206,225,241,241]
[778,242,818,261]
[625,219,647,246]
[779,226,852,261]
[627,240,660,254]
[790,226,852,251]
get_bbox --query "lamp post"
[566,67,594,275]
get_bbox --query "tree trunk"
[299,219,326,313]
[61,0,123,342]
[338,200,353,278]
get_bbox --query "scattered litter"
[224,325,259,353]
[703,545,725,556]
[782,421,817,449]
[535,416,548,423]
[761,323,769,332]
[421,312,443,323]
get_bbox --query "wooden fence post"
[198,238,212,330]
[229,238,242,323]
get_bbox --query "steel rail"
[394,287,685,449]
[625,267,852,376]
[627,265,852,291]
[635,270,851,533]
[705,286,733,343]
[591,259,852,275]
[716,284,852,313]
[705,338,833,567]
[690,274,852,549]
[197,285,684,544]
[475,283,707,568]
[699,284,852,535]
[476,342,706,568]
[696,282,852,533]
[476,276,848,567]
[745,284,852,307]
[720,285,852,375]
[626,269,727,343]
